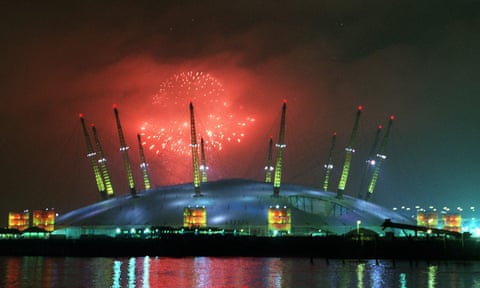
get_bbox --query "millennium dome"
[54,179,413,238]
[53,102,414,239]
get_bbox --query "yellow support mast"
[264,137,274,183]
[200,137,208,183]
[366,115,394,201]
[273,100,287,197]
[189,102,201,196]
[91,124,115,198]
[337,105,363,199]
[137,133,151,191]
[358,124,382,198]
[79,114,106,200]
[113,105,136,197]
[322,131,336,191]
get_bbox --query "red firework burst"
[140,71,255,159]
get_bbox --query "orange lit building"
[417,211,438,228]
[442,213,462,233]
[268,206,291,234]
[8,211,30,231]
[183,207,207,228]
[32,209,55,232]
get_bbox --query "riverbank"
[0,235,478,260]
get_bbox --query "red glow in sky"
[138,71,255,182]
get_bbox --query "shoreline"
[0,235,477,260]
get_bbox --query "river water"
[1,256,480,287]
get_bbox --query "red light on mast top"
[378,124,383,129]
[112,103,118,109]
[357,105,363,111]
[79,113,84,118]
[333,131,337,136]
[390,115,395,120]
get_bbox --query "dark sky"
[1,0,480,226]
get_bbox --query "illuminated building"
[366,115,395,200]
[273,100,287,197]
[8,211,29,231]
[8,209,55,232]
[21,227,49,239]
[52,103,411,239]
[337,106,363,198]
[442,214,462,233]
[189,102,201,196]
[32,209,55,232]
[79,114,106,199]
[0,228,21,239]
[417,211,439,229]
[322,132,336,192]
[183,207,207,228]
[268,206,291,235]
[54,179,413,239]
[137,133,151,191]
[113,105,136,196]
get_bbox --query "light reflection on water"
[428,265,438,288]
[2,257,480,287]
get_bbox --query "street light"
[356,220,361,235]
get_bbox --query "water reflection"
[143,256,150,288]
[108,257,287,287]
[265,258,282,288]
[357,263,365,288]
[2,257,480,287]
[128,257,135,287]
[369,261,386,287]
[428,265,438,288]
[112,260,121,288]
[399,273,407,288]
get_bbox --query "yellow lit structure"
[189,102,201,196]
[442,213,462,233]
[32,209,55,232]
[417,211,438,229]
[337,106,363,198]
[8,211,29,231]
[268,206,291,235]
[273,101,287,196]
[183,207,207,228]
[113,105,136,196]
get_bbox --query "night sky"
[1,1,479,227]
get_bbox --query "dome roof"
[56,179,413,236]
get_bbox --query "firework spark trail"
[139,71,255,181]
